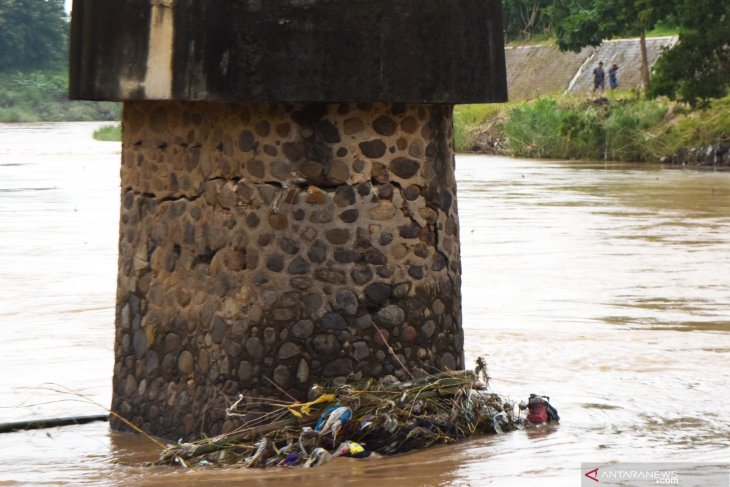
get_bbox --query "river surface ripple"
[1,123,729,486]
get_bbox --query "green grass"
[502,97,671,161]
[648,94,730,156]
[455,93,729,162]
[0,69,121,123]
[647,22,680,38]
[93,124,121,141]
[454,103,509,152]
[603,99,669,161]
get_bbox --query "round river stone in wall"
[376,305,405,326]
[372,115,397,136]
[313,334,340,355]
[334,186,356,207]
[292,320,314,339]
[351,267,373,285]
[344,117,365,135]
[365,283,390,304]
[359,140,387,158]
[239,131,255,152]
[238,361,253,381]
[325,229,350,245]
[335,290,359,315]
[278,343,301,360]
[321,312,347,330]
[274,365,290,386]
[287,257,310,275]
[390,158,421,179]
[246,337,264,359]
[177,351,194,375]
[339,209,359,223]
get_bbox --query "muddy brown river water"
[1,122,729,486]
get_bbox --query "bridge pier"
[70,0,506,439]
[116,101,462,437]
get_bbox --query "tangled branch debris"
[158,358,521,468]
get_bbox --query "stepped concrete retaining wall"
[505,44,594,100]
[505,36,678,100]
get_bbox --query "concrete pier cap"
[70,0,507,439]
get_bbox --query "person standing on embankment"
[608,63,619,91]
[592,61,606,96]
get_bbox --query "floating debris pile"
[158,358,523,468]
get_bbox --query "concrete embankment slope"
[505,36,678,100]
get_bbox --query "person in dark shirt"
[593,61,605,95]
[608,63,619,91]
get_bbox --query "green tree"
[0,0,68,71]
[503,0,552,42]
[549,0,671,94]
[650,0,730,106]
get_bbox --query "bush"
[502,98,605,159]
[0,69,121,123]
[453,104,504,152]
[648,94,730,156]
[498,97,671,161]
[604,100,668,161]
[93,124,121,141]
[454,95,727,162]
[503,98,565,158]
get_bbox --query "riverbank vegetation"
[455,0,730,163]
[0,70,121,123]
[0,0,120,123]
[2,0,728,165]
[454,93,730,164]
[86,96,730,163]
[92,124,121,141]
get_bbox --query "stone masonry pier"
[70,0,507,439]
[117,101,462,437]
